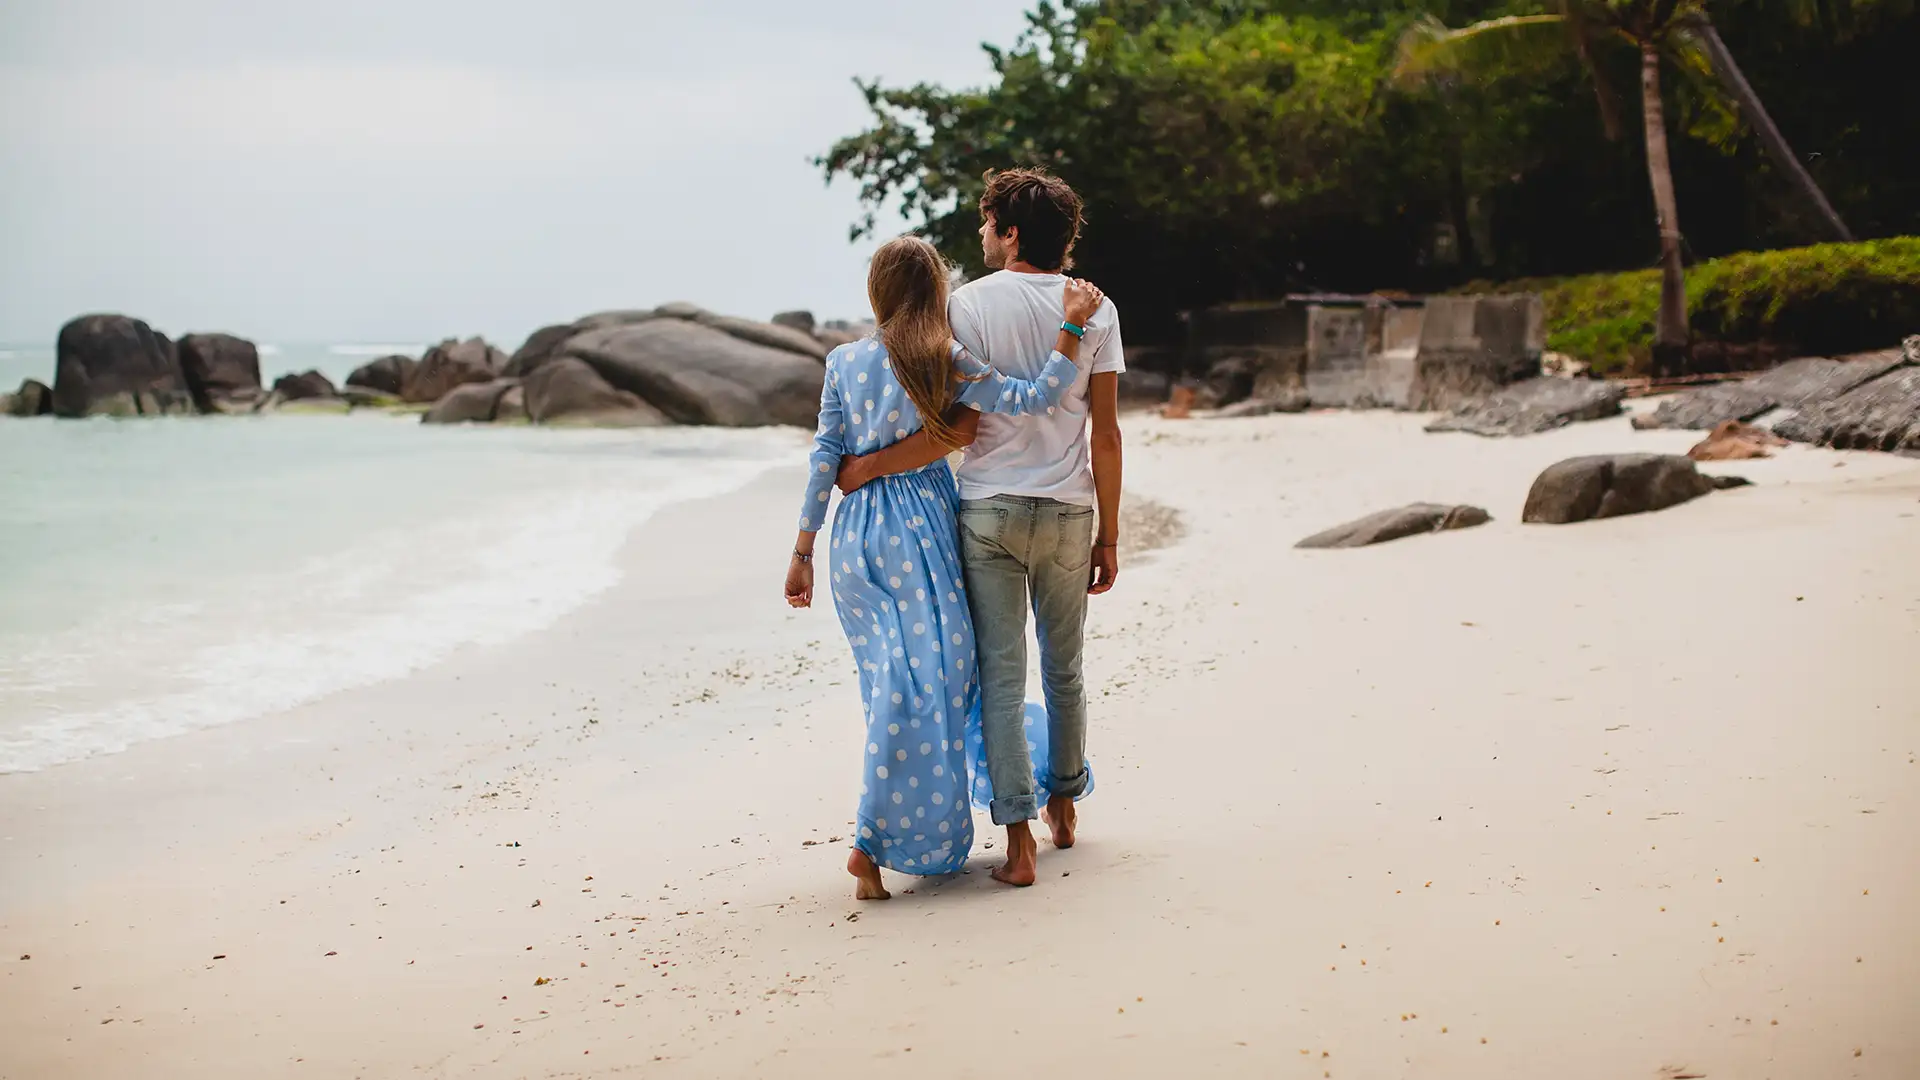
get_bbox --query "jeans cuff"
[1046,768,1090,801]
[990,793,1037,826]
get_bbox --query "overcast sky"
[0,1,1037,346]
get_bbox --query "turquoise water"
[0,409,799,772]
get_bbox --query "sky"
[0,0,1038,347]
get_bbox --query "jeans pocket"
[1052,506,1096,572]
[958,506,1006,548]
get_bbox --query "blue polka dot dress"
[798,337,1083,875]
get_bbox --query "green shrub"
[1461,238,1920,375]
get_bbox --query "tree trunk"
[1691,20,1853,243]
[1446,148,1480,271]
[1640,41,1689,371]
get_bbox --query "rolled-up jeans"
[957,494,1093,826]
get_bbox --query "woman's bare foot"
[991,823,1038,887]
[1043,795,1077,849]
[848,849,890,900]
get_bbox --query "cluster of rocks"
[3,306,870,428]
[1295,453,1751,549]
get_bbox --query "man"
[835,168,1124,887]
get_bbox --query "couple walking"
[783,169,1124,898]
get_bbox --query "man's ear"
[1002,224,1020,262]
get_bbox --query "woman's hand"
[1063,278,1105,327]
[784,553,814,608]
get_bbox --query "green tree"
[1396,1,1865,368]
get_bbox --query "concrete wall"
[1405,294,1543,411]
[1303,306,1370,407]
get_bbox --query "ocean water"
[0,406,801,773]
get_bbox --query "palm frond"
[1392,13,1573,86]
[1668,28,1741,151]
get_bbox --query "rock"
[1213,391,1309,418]
[1633,349,1909,431]
[560,319,824,427]
[423,379,519,424]
[1522,454,1749,524]
[503,312,661,377]
[1773,365,1920,453]
[176,333,262,411]
[1295,503,1491,548]
[496,384,527,423]
[1118,369,1173,406]
[1689,420,1788,461]
[266,396,351,415]
[51,314,196,417]
[345,354,418,396]
[339,385,404,409]
[271,370,337,400]
[814,327,862,350]
[402,338,503,403]
[1161,384,1197,419]
[1203,357,1257,409]
[5,379,52,417]
[1426,377,1624,437]
[772,310,816,334]
[523,356,668,427]
[690,312,828,362]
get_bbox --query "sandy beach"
[2,408,1915,1080]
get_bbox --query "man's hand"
[1089,542,1119,595]
[835,454,874,495]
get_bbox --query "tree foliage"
[820,1,1918,342]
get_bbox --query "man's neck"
[1004,260,1056,276]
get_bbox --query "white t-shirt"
[948,270,1125,505]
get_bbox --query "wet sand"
[2,409,1916,1079]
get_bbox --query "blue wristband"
[1061,321,1086,339]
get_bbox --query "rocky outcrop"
[1522,454,1749,524]
[1770,337,1920,452]
[271,370,337,400]
[1295,503,1491,548]
[496,384,527,423]
[1688,420,1788,461]
[422,378,519,424]
[504,312,660,377]
[51,314,196,417]
[561,318,825,427]
[344,354,418,397]
[1426,377,1624,437]
[1632,349,1909,431]
[523,356,668,427]
[402,338,504,403]
[176,332,262,411]
[4,379,53,417]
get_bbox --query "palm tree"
[1396,1,1854,370]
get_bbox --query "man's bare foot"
[848,849,890,900]
[991,823,1038,887]
[1043,795,1077,849]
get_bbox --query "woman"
[784,235,1103,900]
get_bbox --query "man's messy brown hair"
[978,168,1084,272]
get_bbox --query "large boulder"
[51,314,196,417]
[1770,338,1920,452]
[1632,349,1909,431]
[1426,377,1624,437]
[422,378,519,424]
[271,370,337,400]
[523,356,669,427]
[402,338,504,403]
[344,354,418,396]
[504,312,660,377]
[176,332,262,411]
[561,318,825,427]
[1295,503,1491,549]
[1522,454,1750,524]
[4,378,53,417]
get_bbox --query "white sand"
[2,410,1916,1079]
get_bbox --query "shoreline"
[3,410,1917,1078]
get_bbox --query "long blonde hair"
[868,235,974,450]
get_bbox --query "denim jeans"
[958,495,1094,825]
